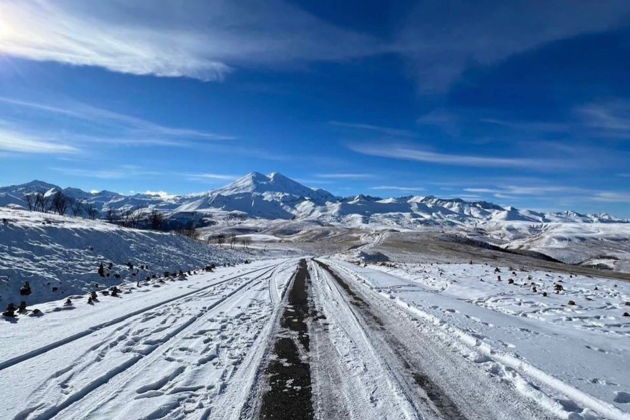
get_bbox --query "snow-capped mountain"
[0,172,626,226]
[212,172,334,201]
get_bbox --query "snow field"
[369,262,630,338]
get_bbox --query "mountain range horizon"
[1,171,627,224]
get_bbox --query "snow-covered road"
[1,259,297,420]
[2,257,629,419]
[309,260,555,420]
[318,259,630,420]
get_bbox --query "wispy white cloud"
[460,184,630,206]
[50,165,240,184]
[0,0,386,81]
[371,185,425,192]
[416,110,462,136]
[294,178,335,186]
[350,143,568,169]
[2,0,626,93]
[463,188,496,194]
[315,173,374,180]
[577,101,630,139]
[50,168,128,179]
[0,128,78,154]
[464,185,586,196]
[329,121,415,138]
[590,192,630,203]
[184,173,238,182]
[0,96,233,142]
[480,118,569,133]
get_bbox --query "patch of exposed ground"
[259,259,314,420]
[376,231,630,281]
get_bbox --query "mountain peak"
[247,171,267,179]
[268,171,288,181]
[23,180,59,190]
[212,171,334,201]
[0,180,59,194]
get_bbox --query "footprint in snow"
[590,378,618,386]
[555,398,582,413]
[614,391,630,404]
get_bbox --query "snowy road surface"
[1,258,629,419]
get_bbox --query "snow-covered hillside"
[0,208,243,305]
[464,221,630,272]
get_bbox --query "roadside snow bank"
[0,208,241,305]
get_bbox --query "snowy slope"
[0,208,243,305]
[466,222,630,272]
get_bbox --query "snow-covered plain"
[1,252,629,419]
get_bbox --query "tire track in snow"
[81,260,298,420]
[316,260,466,420]
[0,263,279,373]
[322,259,559,420]
[13,263,287,420]
[311,261,425,420]
[206,263,297,420]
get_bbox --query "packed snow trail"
[0,261,284,371]
[358,260,630,419]
[320,259,630,420]
[310,260,557,420]
[1,259,298,420]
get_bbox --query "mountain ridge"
[0,172,626,225]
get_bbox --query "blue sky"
[0,0,629,216]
